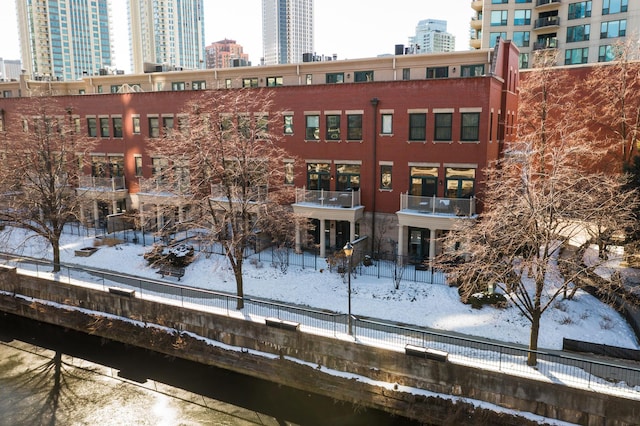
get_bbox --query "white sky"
[0,0,473,73]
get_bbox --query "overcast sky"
[0,0,472,73]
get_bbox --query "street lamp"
[343,241,354,336]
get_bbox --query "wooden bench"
[156,265,185,281]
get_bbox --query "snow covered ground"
[2,227,639,351]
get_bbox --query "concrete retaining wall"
[0,265,638,425]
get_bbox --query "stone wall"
[0,265,638,425]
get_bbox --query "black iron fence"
[2,253,639,400]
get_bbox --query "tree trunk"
[52,237,61,273]
[527,310,541,366]
[231,248,244,310]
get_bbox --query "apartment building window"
[284,162,294,185]
[100,117,109,138]
[87,117,97,137]
[461,64,485,77]
[307,163,331,190]
[513,31,531,47]
[79,89,85,95]
[110,85,119,93]
[599,45,616,62]
[410,166,438,197]
[565,47,589,65]
[461,113,480,141]
[225,79,232,89]
[402,68,411,80]
[284,115,294,135]
[409,113,426,141]
[3,90,12,98]
[306,74,312,85]
[515,0,532,3]
[434,113,453,141]
[134,156,143,177]
[514,10,531,25]
[380,165,392,190]
[192,80,206,90]
[149,117,159,138]
[603,0,628,15]
[426,66,448,79]
[242,78,258,88]
[305,115,320,140]
[354,71,374,82]
[347,114,362,140]
[491,10,508,26]
[566,24,590,42]
[172,82,185,91]
[132,116,140,134]
[97,85,103,93]
[112,117,122,138]
[326,115,341,140]
[336,164,360,191]
[445,168,475,198]
[91,155,107,177]
[490,32,507,48]
[266,76,283,87]
[519,53,530,69]
[601,20,626,38]
[152,157,168,177]
[73,117,81,134]
[109,156,124,177]
[568,1,592,19]
[381,114,393,134]
[492,0,508,3]
[326,73,344,84]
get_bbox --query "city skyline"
[1,0,472,74]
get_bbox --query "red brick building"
[0,39,520,263]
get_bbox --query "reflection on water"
[0,313,421,426]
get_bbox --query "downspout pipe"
[370,97,379,255]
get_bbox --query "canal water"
[0,313,423,426]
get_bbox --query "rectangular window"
[192,80,206,90]
[445,168,476,198]
[492,0,508,3]
[603,0,628,15]
[490,32,507,48]
[461,113,480,141]
[434,113,452,141]
[380,165,392,190]
[162,116,174,132]
[87,117,97,137]
[172,82,185,91]
[491,10,508,26]
[112,117,122,138]
[347,114,362,140]
[565,47,589,65]
[110,85,119,93]
[149,117,159,138]
[461,64,485,77]
[402,68,410,80]
[97,85,103,93]
[242,78,258,88]
[409,113,426,141]
[135,156,143,177]
[599,45,616,62]
[266,76,283,87]
[381,114,393,134]
[74,117,81,134]
[515,0,532,3]
[326,73,344,84]
[567,24,590,42]
[326,115,341,140]
[354,71,374,82]
[132,116,140,134]
[519,53,530,69]
[426,66,448,79]
[305,115,320,140]
[514,9,531,25]
[600,20,626,38]
[225,78,232,89]
[568,1,592,19]
[306,74,312,85]
[284,162,294,185]
[513,31,531,47]
[284,115,294,135]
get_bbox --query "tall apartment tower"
[409,19,456,53]
[470,0,639,69]
[262,0,314,65]
[129,0,205,74]
[205,39,250,69]
[16,0,113,81]
[0,58,22,82]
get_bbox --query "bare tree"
[584,38,640,172]
[438,52,637,366]
[0,99,94,272]
[149,89,303,309]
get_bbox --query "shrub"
[465,291,507,309]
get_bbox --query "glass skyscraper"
[17,0,113,81]
[262,0,314,65]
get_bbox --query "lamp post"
[343,241,353,336]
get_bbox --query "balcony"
[534,16,560,30]
[400,194,475,216]
[292,188,364,222]
[533,38,558,50]
[78,175,125,191]
[470,18,483,31]
[536,0,561,8]
[471,0,483,12]
[469,38,482,49]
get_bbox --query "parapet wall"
[0,265,637,425]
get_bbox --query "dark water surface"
[0,313,424,426]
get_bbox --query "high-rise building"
[129,0,205,74]
[470,0,640,69]
[0,58,22,82]
[262,0,314,65]
[16,0,113,81]
[409,19,456,54]
[205,39,250,69]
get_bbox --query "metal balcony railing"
[78,176,125,191]
[534,16,560,29]
[400,194,476,217]
[294,188,361,208]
